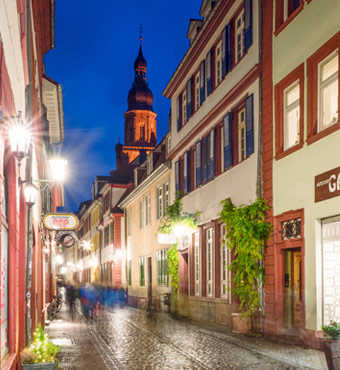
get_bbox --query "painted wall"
[272,0,340,331]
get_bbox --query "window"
[186,78,192,121]
[127,209,131,236]
[194,233,200,296]
[128,259,132,286]
[206,228,213,297]
[157,186,163,219]
[139,199,144,228]
[156,249,168,285]
[195,72,200,111]
[195,141,202,187]
[200,60,206,105]
[235,10,245,63]
[182,91,187,125]
[139,257,145,286]
[145,194,151,226]
[110,222,114,243]
[238,108,246,161]
[215,41,222,86]
[176,95,181,131]
[318,51,338,131]
[184,151,190,194]
[284,81,300,149]
[220,224,231,300]
[104,192,110,212]
[104,225,109,246]
[164,182,169,211]
[206,50,212,96]
[275,0,302,32]
[208,130,215,180]
[175,160,180,193]
[307,33,340,144]
[275,63,304,157]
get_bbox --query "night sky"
[44,0,199,212]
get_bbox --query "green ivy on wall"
[158,195,200,302]
[219,197,272,317]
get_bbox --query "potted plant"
[20,323,59,369]
[219,198,272,334]
[322,320,340,370]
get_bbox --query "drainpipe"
[257,0,265,334]
[25,0,34,345]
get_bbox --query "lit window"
[182,91,187,124]
[156,249,168,286]
[139,200,144,229]
[215,41,222,86]
[164,182,169,211]
[139,257,145,286]
[195,73,200,111]
[206,228,213,297]
[235,10,245,63]
[194,233,200,296]
[238,108,246,161]
[220,224,231,299]
[284,81,300,149]
[145,194,151,226]
[318,51,338,131]
[157,186,163,219]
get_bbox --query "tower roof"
[127,37,154,112]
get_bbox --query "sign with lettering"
[55,230,79,247]
[315,166,340,202]
[43,213,79,230]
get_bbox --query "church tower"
[116,37,157,168]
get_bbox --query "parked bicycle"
[47,294,63,321]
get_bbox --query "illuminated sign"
[43,213,79,230]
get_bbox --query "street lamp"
[8,113,68,207]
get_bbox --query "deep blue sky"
[44,0,200,212]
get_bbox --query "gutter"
[50,0,55,49]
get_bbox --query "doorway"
[147,257,152,310]
[284,249,302,329]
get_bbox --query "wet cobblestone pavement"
[48,305,327,370]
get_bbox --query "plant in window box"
[20,323,59,369]
[219,198,272,334]
[321,320,340,370]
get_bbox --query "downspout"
[257,0,265,334]
[25,0,34,345]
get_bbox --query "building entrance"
[284,249,302,329]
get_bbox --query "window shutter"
[200,60,206,105]
[222,23,232,77]
[202,136,209,183]
[186,78,192,120]
[176,96,181,131]
[184,151,190,194]
[208,129,215,180]
[245,94,254,157]
[195,141,202,187]
[223,113,233,169]
[175,160,180,193]
[206,50,212,96]
[244,0,253,52]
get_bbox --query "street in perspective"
[1,0,340,369]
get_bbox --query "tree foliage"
[167,244,179,298]
[219,198,272,317]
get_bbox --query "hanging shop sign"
[315,166,340,202]
[54,230,79,248]
[43,213,79,230]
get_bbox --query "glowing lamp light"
[23,182,39,207]
[60,266,67,274]
[55,254,64,265]
[43,247,49,254]
[49,158,68,182]
[89,258,98,268]
[66,261,75,268]
[9,119,31,160]
[82,240,92,251]
[76,261,83,271]
[173,224,187,238]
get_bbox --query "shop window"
[220,224,231,300]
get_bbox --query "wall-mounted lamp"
[8,112,68,208]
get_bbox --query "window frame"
[235,8,245,64]
[145,194,151,226]
[275,63,304,159]
[237,107,246,162]
[206,227,213,297]
[307,32,340,145]
[274,0,304,36]
[215,40,223,87]
[194,232,200,296]
[195,71,201,111]
[220,224,231,301]
[182,90,187,125]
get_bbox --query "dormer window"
[147,153,153,175]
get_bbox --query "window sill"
[307,121,340,145]
[274,4,304,36]
[275,142,304,160]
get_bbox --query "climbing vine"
[219,198,272,317]
[167,244,179,298]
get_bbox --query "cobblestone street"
[49,305,327,370]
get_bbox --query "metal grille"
[281,218,301,240]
